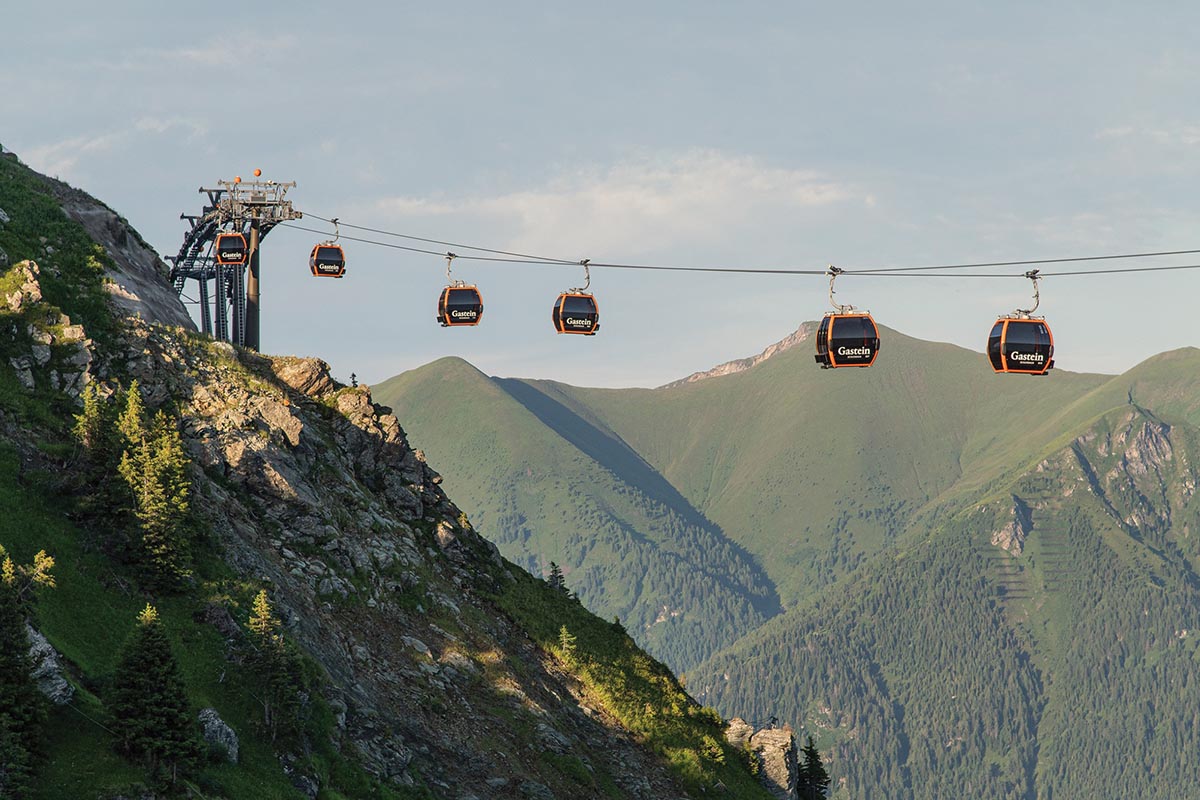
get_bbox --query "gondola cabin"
[552,293,600,335]
[437,285,484,327]
[987,318,1053,375]
[309,244,346,278]
[215,232,248,266]
[815,313,880,368]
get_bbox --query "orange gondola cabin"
[437,285,484,327]
[987,318,1054,375]
[309,243,346,278]
[815,313,880,368]
[215,232,248,266]
[552,292,600,335]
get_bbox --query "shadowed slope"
[375,359,781,671]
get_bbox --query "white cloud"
[95,33,299,73]
[21,117,210,180]
[1096,124,1200,146]
[174,33,299,67]
[374,150,855,257]
[23,132,124,179]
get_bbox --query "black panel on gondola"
[815,313,880,368]
[215,233,247,266]
[988,318,1053,375]
[309,244,346,278]
[552,293,599,335]
[437,286,484,327]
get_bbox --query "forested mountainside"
[378,317,1200,797]
[0,150,775,799]
[693,399,1200,799]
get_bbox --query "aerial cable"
[299,210,1200,275]
[303,212,578,265]
[281,221,1200,281]
[843,247,1200,274]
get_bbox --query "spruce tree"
[547,561,566,593]
[117,381,147,447]
[116,396,192,590]
[245,590,303,742]
[109,605,198,784]
[0,578,44,799]
[72,384,131,544]
[797,735,831,800]
[557,625,577,664]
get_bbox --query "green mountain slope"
[374,358,781,671]
[690,404,1200,799]
[376,328,1116,636]
[545,328,1118,602]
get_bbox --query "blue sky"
[4,2,1199,386]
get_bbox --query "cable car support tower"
[168,174,301,351]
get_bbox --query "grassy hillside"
[549,328,1115,602]
[374,358,781,671]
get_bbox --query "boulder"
[26,625,73,705]
[198,708,239,763]
[274,357,335,398]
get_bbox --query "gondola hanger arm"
[827,266,856,314]
[1015,269,1041,316]
[445,251,465,286]
[570,259,591,293]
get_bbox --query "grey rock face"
[519,780,555,800]
[57,192,195,329]
[0,205,10,224]
[0,245,8,267]
[26,625,74,705]
[198,707,239,764]
[535,722,573,754]
[750,728,800,800]
[726,719,801,799]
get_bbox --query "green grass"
[494,570,773,799]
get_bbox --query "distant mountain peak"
[660,322,816,388]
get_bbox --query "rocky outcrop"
[726,718,800,799]
[67,317,699,797]
[991,496,1032,556]
[26,624,73,705]
[3,261,94,398]
[198,708,239,764]
[661,323,815,388]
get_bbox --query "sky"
[3,1,1199,387]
